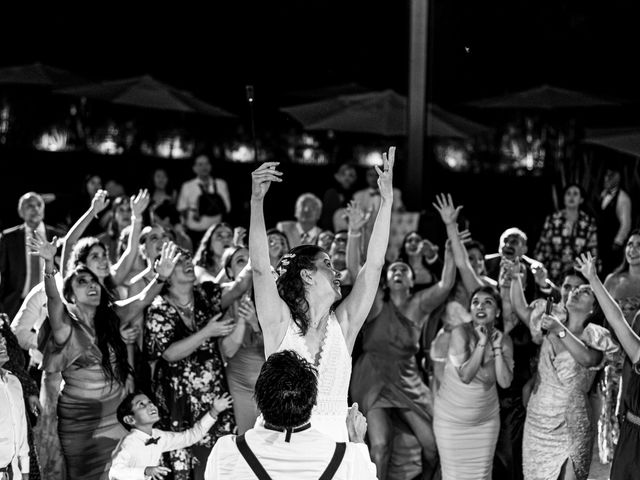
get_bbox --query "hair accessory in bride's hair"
[276,253,296,277]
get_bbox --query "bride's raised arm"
[249,162,289,354]
[336,146,395,351]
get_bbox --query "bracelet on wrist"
[44,268,58,279]
[348,231,362,238]
[477,343,486,349]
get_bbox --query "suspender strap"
[236,435,346,480]
[235,434,273,480]
[318,442,347,480]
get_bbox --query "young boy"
[109,392,232,480]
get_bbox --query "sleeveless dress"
[522,323,620,480]
[432,323,508,480]
[42,317,126,480]
[610,320,640,479]
[273,312,352,442]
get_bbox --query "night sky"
[4,1,640,114]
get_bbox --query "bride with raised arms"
[248,147,395,441]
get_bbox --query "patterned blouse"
[144,282,235,478]
[534,210,599,285]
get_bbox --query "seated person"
[276,193,323,248]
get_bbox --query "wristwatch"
[557,329,566,339]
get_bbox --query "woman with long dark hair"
[575,253,640,479]
[248,147,395,441]
[397,231,442,289]
[219,246,265,434]
[521,265,619,480]
[193,222,234,283]
[144,245,252,480]
[28,236,180,480]
[432,286,514,480]
[598,230,640,461]
[534,183,599,286]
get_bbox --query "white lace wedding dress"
[270,312,352,441]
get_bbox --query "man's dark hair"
[254,350,318,428]
[116,391,145,431]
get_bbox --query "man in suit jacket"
[0,192,63,319]
[276,193,323,249]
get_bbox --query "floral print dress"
[534,209,599,285]
[144,282,235,479]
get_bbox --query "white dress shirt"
[109,412,216,480]
[0,369,29,477]
[204,425,377,480]
[22,223,47,299]
[177,177,231,232]
[12,274,64,367]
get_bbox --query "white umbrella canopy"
[466,84,619,110]
[0,62,86,87]
[55,75,235,118]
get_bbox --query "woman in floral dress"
[144,247,251,480]
[534,183,599,286]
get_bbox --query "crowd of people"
[0,147,639,480]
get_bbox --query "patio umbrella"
[55,75,235,118]
[465,84,618,109]
[0,62,86,87]
[583,129,640,158]
[281,89,490,138]
[282,82,371,103]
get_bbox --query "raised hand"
[251,162,283,201]
[211,392,233,415]
[90,189,110,215]
[233,226,247,247]
[344,200,370,232]
[575,253,598,281]
[458,229,472,245]
[433,193,463,226]
[375,146,395,202]
[130,189,150,219]
[154,242,181,280]
[27,235,57,261]
[346,402,367,443]
[530,261,549,287]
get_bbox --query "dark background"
[1,2,639,251]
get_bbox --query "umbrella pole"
[246,85,259,162]
[407,0,429,209]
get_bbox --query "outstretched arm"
[248,162,288,354]
[337,147,395,351]
[433,194,483,293]
[344,201,369,282]
[577,253,640,364]
[28,235,70,345]
[61,189,110,277]
[115,241,180,323]
[416,242,456,314]
[111,189,150,286]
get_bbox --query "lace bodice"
[277,312,351,419]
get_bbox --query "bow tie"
[145,436,160,446]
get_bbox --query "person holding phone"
[521,264,620,480]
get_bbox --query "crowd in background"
[1,149,639,480]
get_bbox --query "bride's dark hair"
[275,245,324,335]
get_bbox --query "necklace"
[169,295,195,322]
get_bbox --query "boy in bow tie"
[109,392,232,480]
